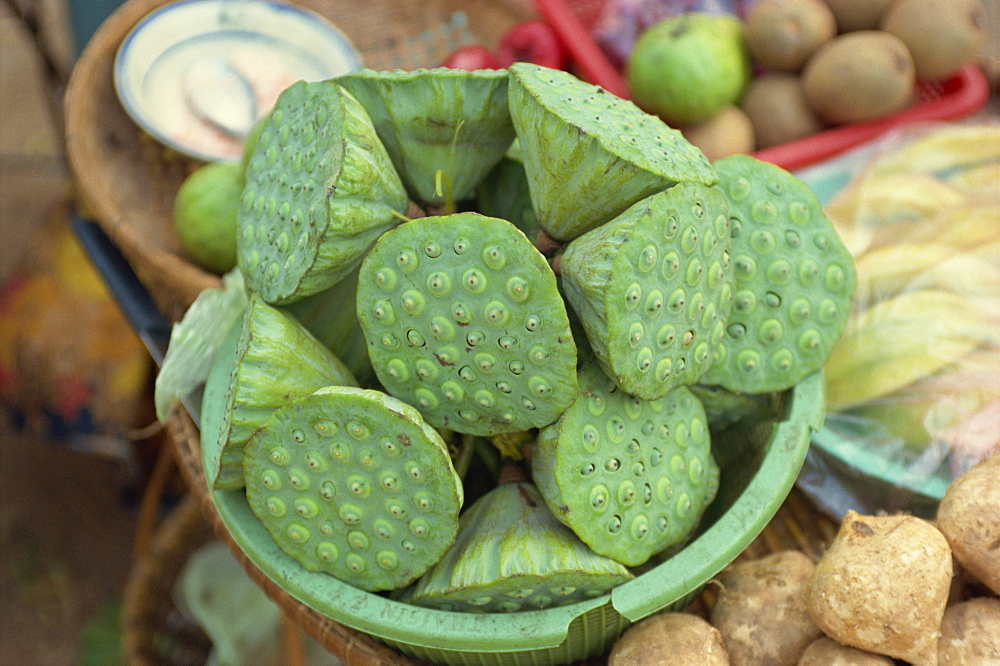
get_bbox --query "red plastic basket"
[536,0,991,172]
[750,63,992,171]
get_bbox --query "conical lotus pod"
[242,386,464,593]
[208,293,358,490]
[532,362,719,567]
[699,155,857,394]
[401,480,633,612]
[237,79,408,305]
[561,181,735,400]
[355,212,579,436]
[507,62,717,242]
[336,68,515,207]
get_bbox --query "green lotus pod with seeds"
[507,62,717,242]
[237,79,408,305]
[401,480,633,612]
[699,155,857,394]
[356,212,579,436]
[336,68,515,207]
[532,362,719,567]
[561,182,735,400]
[242,386,463,593]
[208,293,358,490]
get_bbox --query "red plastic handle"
[751,63,991,171]
[532,0,631,99]
[529,2,990,173]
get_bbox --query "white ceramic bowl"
[114,0,362,162]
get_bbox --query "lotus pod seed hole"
[608,515,622,534]
[661,251,680,279]
[590,485,609,511]
[316,542,338,562]
[345,554,366,572]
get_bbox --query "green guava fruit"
[173,161,244,274]
[626,12,752,127]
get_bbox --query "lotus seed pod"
[237,79,408,305]
[561,182,735,400]
[336,68,515,207]
[507,62,717,242]
[700,154,856,394]
[532,362,720,567]
[402,481,633,612]
[243,386,464,593]
[356,212,579,436]
[208,293,358,490]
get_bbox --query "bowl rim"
[112,0,363,162]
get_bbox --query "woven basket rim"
[122,492,216,665]
[63,0,224,321]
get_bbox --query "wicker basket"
[63,0,534,323]
[165,403,837,665]
[122,492,216,666]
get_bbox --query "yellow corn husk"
[866,123,1000,179]
[865,202,1000,253]
[825,289,994,411]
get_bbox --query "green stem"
[454,433,478,480]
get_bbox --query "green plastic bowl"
[201,326,826,664]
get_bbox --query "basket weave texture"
[64,0,533,323]
[122,492,215,666]
[164,404,837,665]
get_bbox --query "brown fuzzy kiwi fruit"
[822,0,896,32]
[745,0,838,71]
[802,30,915,124]
[881,0,986,82]
[681,105,756,161]
[740,72,825,148]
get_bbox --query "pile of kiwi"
[682,0,986,159]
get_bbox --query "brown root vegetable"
[938,597,1000,664]
[806,511,953,665]
[710,550,823,664]
[680,105,756,162]
[740,72,825,149]
[608,612,730,665]
[798,636,896,665]
[937,450,1000,595]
